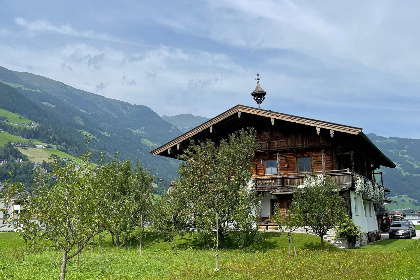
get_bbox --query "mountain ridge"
[1,66,420,203]
[0,66,180,182]
[161,114,209,133]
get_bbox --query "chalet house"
[151,86,395,239]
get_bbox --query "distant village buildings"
[0,198,23,232]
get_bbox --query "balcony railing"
[254,169,354,193]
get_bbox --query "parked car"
[389,221,413,239]
[408,221,417,237]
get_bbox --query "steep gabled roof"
[151,104,395,168]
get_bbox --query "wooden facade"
[151,105,395,231]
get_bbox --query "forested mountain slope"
[162,114,209,133]
[0,66,180,182]
[367,133,420,204]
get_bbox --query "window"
[265,160,277,175]
[354,196,358,216]
[297,157,311,172]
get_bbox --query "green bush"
[336,215,362,244]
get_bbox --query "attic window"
[297,157,311,172]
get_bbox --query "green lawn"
[1,232,419,279]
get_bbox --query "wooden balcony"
[254,169,354,194]
[256,140,288,151]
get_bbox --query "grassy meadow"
[386,195,420,211]
[0,132,29,146]
[17,147,74,163]
[1,232,420,280]
[0,108,32,124]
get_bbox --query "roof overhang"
[151,104,395,168]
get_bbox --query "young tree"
[291,175,346,249]
[95,158,154,249]
[273,208,300,256]
[4,153,103,280]
[3,154,154,279]
[152,191,191,248]
[171,128,260,248]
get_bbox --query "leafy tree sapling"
[3,152,102,280]
[291,175,346,249]
[168,128,260,248]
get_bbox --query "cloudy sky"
[1,1,420,138]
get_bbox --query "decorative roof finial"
[251,73,266,108]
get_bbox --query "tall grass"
[0,232,419,279]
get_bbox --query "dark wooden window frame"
[297,156,311,172]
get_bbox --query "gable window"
[265,160,277,175]
[297,157,311,172]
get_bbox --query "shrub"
[336,215,362,245]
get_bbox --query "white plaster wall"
[350,191,368,233]
[0,200,15,232]
[364,201,378,232]
[350,191,378,233]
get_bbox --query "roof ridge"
[151,104,363,156]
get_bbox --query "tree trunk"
[218,229,226,249]
[321,235,325,250]
[139,214,142,255]
[116,235,120,247]
[111,231,115,245]
[60,250,68,280]
[77,242,80,266]
[172,235,176,249]
[291,234,297,256]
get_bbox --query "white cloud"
[14,18,137,45]
[2,1,420,137]
[0,40,248,115]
